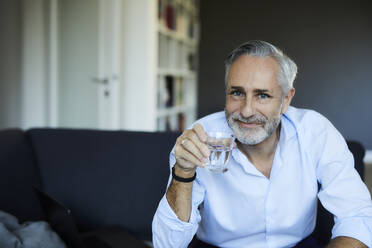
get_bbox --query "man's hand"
[174,123,210,173]
[166,123,210,222]
[327,236,367,248]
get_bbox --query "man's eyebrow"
[254,89,270,93]
[229,86,244,90]
[228,87,271,94]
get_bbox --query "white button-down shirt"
[152,106,372,248]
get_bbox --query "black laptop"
[34,187,111,248]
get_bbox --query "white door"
[56,0,120,129]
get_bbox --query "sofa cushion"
[27,129,180,241]
[0,129,43,222]
[346,140,365,180]
[82,227,151,247]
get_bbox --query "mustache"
[229,113,267,124]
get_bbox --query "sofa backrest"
[0,129,44,222]
[27,128,180,241]
[24,128,366,244]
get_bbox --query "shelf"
[157,105,195,117]
[158,24,198,48]
[174,0,198,14]
[156,0,199,131]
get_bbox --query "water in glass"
[205,132,235,173]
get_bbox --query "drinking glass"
[205,132,235,173]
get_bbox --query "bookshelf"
[156,0,199,131]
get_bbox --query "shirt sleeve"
[316,120,372,247]
[152,149,205,248]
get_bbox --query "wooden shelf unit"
[156,0,199,131]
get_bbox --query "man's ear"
[281,88,295,114]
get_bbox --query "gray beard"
[226,110,282,145]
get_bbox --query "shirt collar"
[281,106,298,141]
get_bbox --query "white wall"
[0,0,22,128]
[120,0,157,131]
[57,0,100,128]
[21,0,48,129]
[1,0,159,131]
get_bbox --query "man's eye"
[230,91,243,97]
[257,93,270,99]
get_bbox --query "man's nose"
[240,97,255,118]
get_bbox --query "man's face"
[225,55,294,145]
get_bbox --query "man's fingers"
[177,146,206,167]
[193,123,208,143]
[187,131,210,158]
[174,124,211,169]
[181,138,207,162]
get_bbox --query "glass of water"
[205,132,235,173]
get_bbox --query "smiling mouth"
[235,120,263,128]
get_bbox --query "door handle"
[92,77,109,85]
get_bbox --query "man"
[152,40,372,248]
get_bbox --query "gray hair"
[224,40,297,95]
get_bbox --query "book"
[165,76,174,107]
[178,113,186,130]
[165,4,175,30]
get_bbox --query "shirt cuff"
[157,195,197,230]
[331,217,372,247]
[153,195,200,247]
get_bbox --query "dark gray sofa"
[0,128,366,247]
[0,128,179,247]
